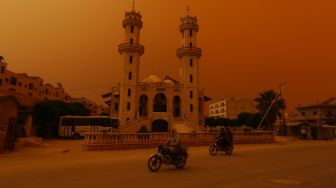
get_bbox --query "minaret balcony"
[179,23,199,32]
[118,43,144,55]
[122,19,143,29]
[176,47,202,58]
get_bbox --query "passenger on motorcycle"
[224,127,233,146]
[166,128,181,157]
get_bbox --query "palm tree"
[255,90,286,130]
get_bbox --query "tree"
[237,112,252,126]
[204,117,217,127]
[33,100,91,138]
[254,90,286,130]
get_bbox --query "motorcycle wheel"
[224,144,233,155]
[175,153,188,169]
[148,155,162,172]
[209,144,218,156]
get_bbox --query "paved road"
[1,140,336,188]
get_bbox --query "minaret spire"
[186,6,190,15]
[132,0,135,11]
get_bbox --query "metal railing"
[83,131,275,150]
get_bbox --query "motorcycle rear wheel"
[224,144,233,155]
[148,155,162,172]
[209,145,218,156]
[175,153,187,169]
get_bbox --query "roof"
[141,75,180,86]
[102,92,112,98]
[296,97,336,110]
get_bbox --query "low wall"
[84,131,275,151]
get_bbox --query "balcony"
[118,43,144,55]
[176,47,202,58]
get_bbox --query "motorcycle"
[147,144,188,172]
[209,137,233,156]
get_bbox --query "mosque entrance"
[139,95,148,116]
[153,93,167,112]
[151,119,168,132]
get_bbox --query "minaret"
[118,4,144,126]
[176,7,202,124]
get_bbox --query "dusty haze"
[1,0,336,111]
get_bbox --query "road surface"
[1,139,336,188]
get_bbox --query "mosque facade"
[107,7,209,132]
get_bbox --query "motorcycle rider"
[166,128,181,158]
[218,127,227,147]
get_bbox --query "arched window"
[128,72,132,80]
[127,102,131,111]
[189,42,192,48]
[153,93,167,112]
[189,29,192,37]
[130,25,134,33]
[173,96,181,117]
[189,59,193,67]
[139,95,148,116]
[127,88,131,96]
[190,74,193,83]
[130,38,134,44]
[129,55,133,63]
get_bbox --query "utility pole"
[257,82,287,130]
[279,82,287,135]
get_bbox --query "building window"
[128,72,132,80]
[189,29,192,37]
[130,38,133,44]
[129,55,133,63]
[189,59,193,67]
[114,103,119,111]
[190,91,193,99]
[1,66,4,74]
[190,104,193,112]
[10,77,17,85]
[128,88,131,96]
[29,83,34,90]
[189,42,192,48]
[127,102,131,111]
[130,25,134,33]
[18,82,22,87]
[190,74,193,83]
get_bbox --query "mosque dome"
[162,79,175,86]
[142,74,161,83]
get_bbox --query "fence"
[84,131,275,151]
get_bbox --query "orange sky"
[1,0,336,111]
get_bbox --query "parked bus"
[59,116,119,139]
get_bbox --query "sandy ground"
[0,137,335,188]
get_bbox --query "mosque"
[104,6,210,133]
